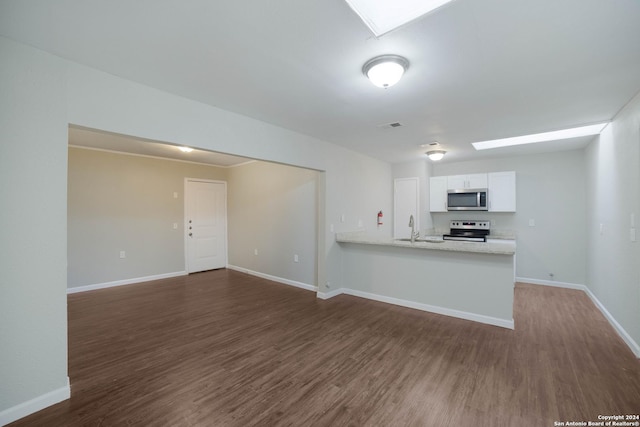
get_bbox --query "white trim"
[343,289,514,329]
[583,287,640,358]
[0,377,70,426]
[67,271,187,294]
[316,288,345,300]
[518,278,639,358]
[226,265,317,292]
[69,144,254,169]
[316,287,513,329]
[515,277,587,291]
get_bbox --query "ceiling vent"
[378,122,404,129]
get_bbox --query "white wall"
[0,36,393,420]
[67,147,228,288]
[0,38,70,420]
[227,161,318,287]
[585,92,640,351]
[431,150,587,285]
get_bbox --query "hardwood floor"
[10,270,640,426]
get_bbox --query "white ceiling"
[68,126,252,167]
[2,0,640,164]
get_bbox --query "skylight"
[471,123,610,151]
[344,0,453,37]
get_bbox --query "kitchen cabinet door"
[447,174,487,189]
[446,175,467,190]
[429,176,447,212]
[488,171,516,212]
[467,173,488,189]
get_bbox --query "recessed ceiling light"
[178,146,194,153]
[471,123,609,151]
[344,0,454,37]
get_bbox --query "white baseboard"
[316,288,345,300]
[316,287,513,329]
[226,265,317,292]
[0,377,70,426]
[518,277,639,358]
[67,271,187,294]
[583,287,640,358]
[515,277,587,291]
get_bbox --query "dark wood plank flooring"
[10,270,640,426]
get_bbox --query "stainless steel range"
[443,220,490,242]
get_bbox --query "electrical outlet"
[357,219,363,228]
[119,251,126,259]
[294,254,299,263]
[254,249,258,256]
[528,219,535,227]
[173,192,178,199]
[173,222,178,229]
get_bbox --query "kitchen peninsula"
[335,231,516,329]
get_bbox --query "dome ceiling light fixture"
[426,150,446,161]
[178,146,194,153]
[362,55,409,88]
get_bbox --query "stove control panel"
[449,220,490,230]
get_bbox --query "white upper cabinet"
[447,173,487,190]
[429,176,447,212]
[488,171,516,212]
[430,171,516,212]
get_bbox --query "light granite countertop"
[336,231,516,255]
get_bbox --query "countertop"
[336,231,516,255]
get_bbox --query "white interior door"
[185,179,227,273]
[394,177,419,239]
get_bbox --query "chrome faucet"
[409,215,419,243]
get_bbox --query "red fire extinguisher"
[377,211,383,226]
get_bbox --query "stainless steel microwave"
[447,188,488,211]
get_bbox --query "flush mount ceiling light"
[362,55,409,88]
[178,146,194,153]
[426,150,446,161]
[471,123,609,151]
[344,0,454,37]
